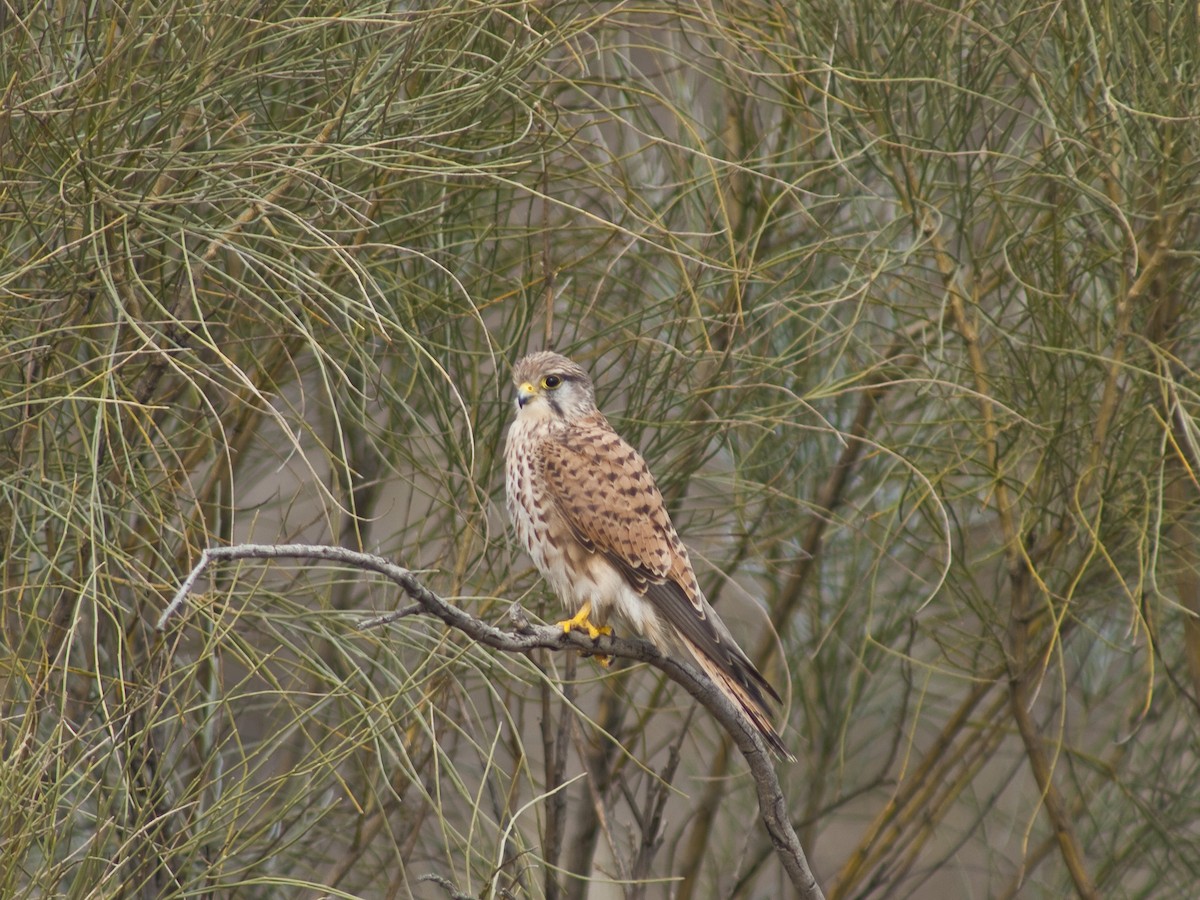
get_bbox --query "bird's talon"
[588,624,613,666]
[557,604,613,664]
[556,603,609,639]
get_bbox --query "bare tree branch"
[158,542,825,900]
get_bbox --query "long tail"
[685,639,794,761]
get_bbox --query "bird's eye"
[541,374,562,389]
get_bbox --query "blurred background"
[3,2,1200,897]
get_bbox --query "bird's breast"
[504,418,657,634]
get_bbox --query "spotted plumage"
[504,351,791,760]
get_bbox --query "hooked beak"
[516,382,537,408]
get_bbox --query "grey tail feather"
[689,643,795,762]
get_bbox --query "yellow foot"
[556,602,612,640]
[556,602,613,666]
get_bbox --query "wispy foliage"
[3,1,1200,897]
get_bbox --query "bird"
[504,350,791,760]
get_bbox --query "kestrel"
[504,351,790,760]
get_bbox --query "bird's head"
[511,351,597,422]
